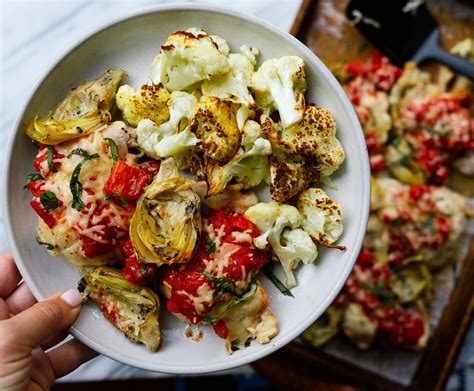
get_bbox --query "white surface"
[0,0,303,381]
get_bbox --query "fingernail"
[60,289,83,308]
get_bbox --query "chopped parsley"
[70,153,100,211]
[104,138,119,163]
[47,145,58,173]
[23,172,44,188]
[40,191,58,211]
[261,263,294,298]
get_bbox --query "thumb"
[7,289,83,349]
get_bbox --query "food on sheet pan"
[304,45,472,351]
[25,28,346,352]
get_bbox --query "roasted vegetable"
[392,263,431,303]
[150,28,229,91]
[342,303,377,350]
[245,202,317,287]
[251,56,307,129]
[130,158,202,266]
[202,45,259,108]
[302,306,343,347]
[116,83,171,127]
[79,266,161,351]
[189,96,241,163]
[297,188,344,247]
[26,67,125,144]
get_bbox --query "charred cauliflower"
[251,56,307,129]
[189,96,241,163]
[116,83,170,127]
[150,28,230,91]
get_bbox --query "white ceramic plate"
[2,4,370,374]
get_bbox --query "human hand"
[0,251,97,390]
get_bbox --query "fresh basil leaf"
[47,145,58,173]
[399,154,410,168]
[36,236,55,250]
[204,278,258,323]
[67,148,89,158]
[40,191,58,211]
[362,281,398,306]
[421,214,436,234]
[261,263,294,298]
[200,269,238,296]
[104,138,119,163]
[105,192,129,207]
[24,172,44,188]
[70,153,100,211]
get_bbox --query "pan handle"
[413,30,474,80]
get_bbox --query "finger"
[0,298,10,320]
[48,339,98,379]
[0,251,22,298]
[5,282,37,315]
[41,330,69,351]
[4,289,83,350]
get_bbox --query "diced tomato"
[30,199,56,228]
[139,161,161,183]
[228,213,261,238]
[122,255,155,286]
[121,239,135,258]
[408,184,430,202]
[26,180,46,198]
[357,249,375,267]
[204,210,233,236]
[80,235,112,258]
[212,320,229,339]
[103,160,150,201]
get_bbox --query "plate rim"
[2,3,370,374]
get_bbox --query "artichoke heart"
[392,262,431,303]
[26,67,125,144]
[130,158,202,265]
[79,266,161,351]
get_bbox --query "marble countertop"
[1,0,472,387]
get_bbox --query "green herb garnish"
[261,263,294,297]
[399,154,411,168]
[31,139,40,148]
[104,138,119,163]
[47,145,58,173]
[203,276,258,323]
[23,172,44,188]
[362,281,398,306]
[231,339,241,352]
[36,236,55,250]
[421,214,436,234]
[105,192,129,207]
[70,153,100,211]
[40,191,58,211]
[67,148,89,158]
[201,269,238,296]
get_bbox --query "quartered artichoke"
[302,306,343,347]
[392,262,431,303]
[130,158,202,266]
[26,67,125,144]
[79,266,161,351]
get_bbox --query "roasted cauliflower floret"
[136,91,199,166]
[150,28,230,91]
[116,83,170,127]
[189,96,241,163]
[202,45,259,108]
[26,67,125,144]
[263,106,345,177]
[130,158,202,266]
[245,202,317,287]
[296,188,344,247]
[202,120,271,196]
[251,56,307,129]
[79,266,161,351]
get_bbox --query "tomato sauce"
[163,210,268,337]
